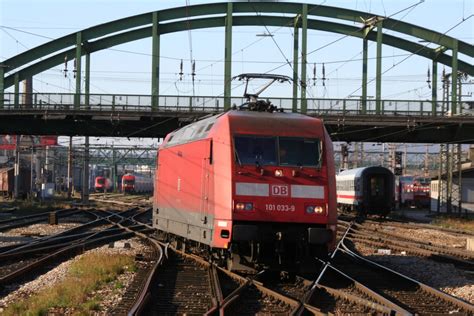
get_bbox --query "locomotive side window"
[279,137,320,167]
[234,136,277,166]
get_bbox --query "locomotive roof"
[162,110,323,148]
[227,110,320,122]
[337,166,392,178]
[227,110,323,134]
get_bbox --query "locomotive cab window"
[234,135,321,167]
[279,137,321,167]
[234,136,277,166]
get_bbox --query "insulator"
[191,60,196,82]
[426,67,431,89]
[73,58,77,79]
[322,63,326,87]
[312,63,317,86]
[64,56,68,78]
[179,59,184,81]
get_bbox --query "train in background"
[413,176,431,208]
[394,175,431,209]
[121,173,153,194]
[94,176,112,192]
[0,167,31,198]
[396,175,415,207]
[153,74,337,273]
[336,166,395,216]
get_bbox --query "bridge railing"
[1,92,456,116]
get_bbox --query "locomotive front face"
[227,112,337,269]
[122,175,135,192]
[231,135,332,239]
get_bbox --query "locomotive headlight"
[235,202,253,211]
[314,206,324,214]
[274,169,283,177]
[306,205,324,214]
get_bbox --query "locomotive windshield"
[279,137,320,167]
[234,136,277,166]
[97,178,104,184]
[124,180,134,185]
[234,135,321,167]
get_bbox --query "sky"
[1,0,472,100]
[1,0,473,149]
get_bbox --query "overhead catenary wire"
[0,2,466,102]
[340,13,474,107]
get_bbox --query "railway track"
[151,251,215,314]
[366,217,474,237]
[89,193,151,207]
[0,207,154,297]
[118,211,473,315]
[331,246,474,315]
[0,208,81,232]
[292,219,401,315]
[0,208,145,255]
[348,221,474,271]
[3,207,472,315]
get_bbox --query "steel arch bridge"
[0,2,473,142]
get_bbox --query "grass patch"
[3,252,135,316]
[432,216,474,232]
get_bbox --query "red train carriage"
[413,176,430,208]
[153,110,337,273]
[121,173,153,194]
[94,176,112,192]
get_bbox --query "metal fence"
[1,92,461,116]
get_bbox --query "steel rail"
[0,228,141,288]
[0,205,158,309]
[364,218,474,237]
[0,207,142,255]
[351,222,474,260]
[0,208,81,232]
[104,221,165,316]
[339,243,474,314]
[0,212,105,255]
[349,233,474,271]
[293,219,401,315]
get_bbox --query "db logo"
[271,184,289,196]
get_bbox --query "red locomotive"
[121,173,153,194]
[153,75,336,272]
[413,176,430,208]
[94,176,112,192]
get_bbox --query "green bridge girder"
[1,2,473,115]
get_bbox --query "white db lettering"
[272,185,288,196]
